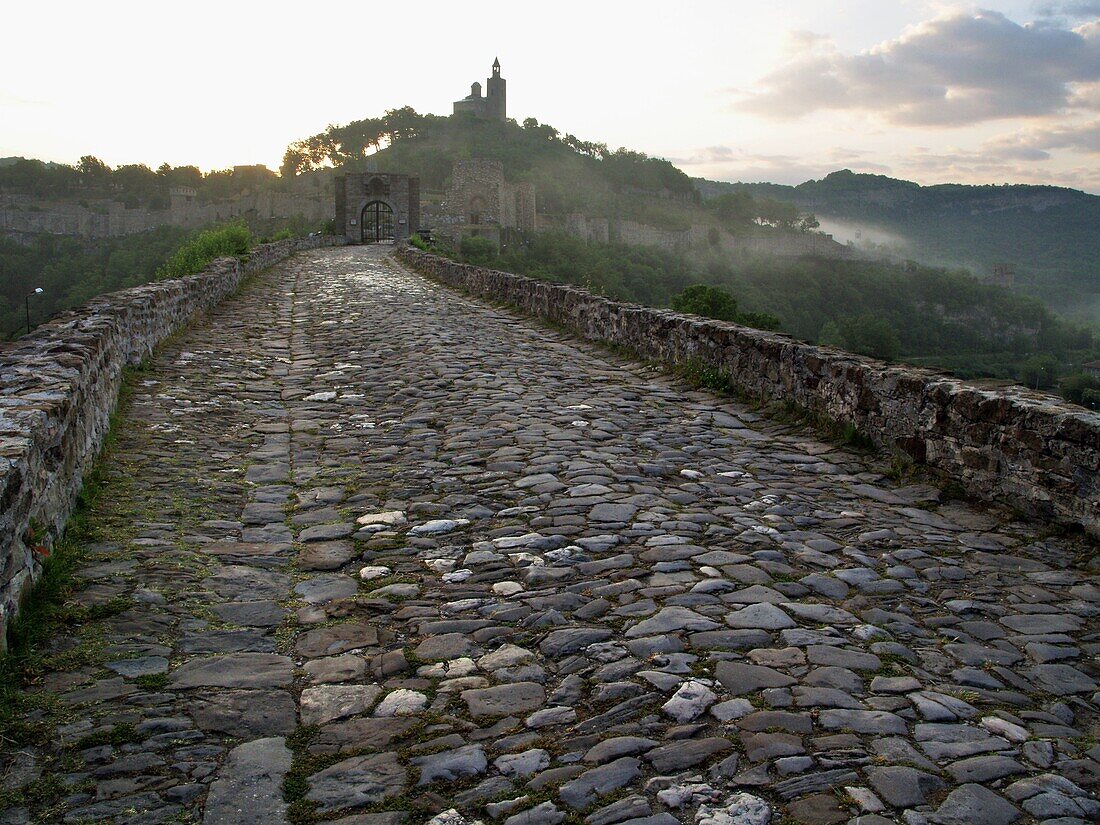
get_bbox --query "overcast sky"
[3,1,1098,192]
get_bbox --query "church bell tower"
[485,57,506,121]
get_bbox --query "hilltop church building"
[453,59,507,121]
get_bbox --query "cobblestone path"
[2,245,1098,825]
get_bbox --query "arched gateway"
[361,200,395,244]
[334,172,420,245]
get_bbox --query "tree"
[77,155,111,184]
[459,235,498,266]
[671,284,739,322]
[797,213,820,232]
[818,321,845,349]
[1019,354,1059,389]
[707,192,757,230]
[156,164,202,188]
[1059,372,1097,406]
[754,198,800,229]
[824,314,901,360]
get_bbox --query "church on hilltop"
[453,58,507,121]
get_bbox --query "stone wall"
[542,212,856,260]
[0,183,332,242]
[0,234,344,645]
[397,246,1100,537]
[433,160,536,242]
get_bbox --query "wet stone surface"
[1,245,1097,824]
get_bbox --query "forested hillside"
[0,228,191,336]
[0,222,296,339]
[448,231,1099,403]
[697,170,1100,322]
[0,156,291,209]
[283,108,703,226]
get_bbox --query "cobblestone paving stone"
[2,245,1098,825]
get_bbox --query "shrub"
[1019,354,1059,389]
[460,235,498,266]
[821,314,901,360]
[1060,371,1099,406]
[670,284,780,331]
[156,222,252,279]
[738,310,781,331]
[671,284,739,322]
[409,233,429,251]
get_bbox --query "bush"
[460,235,498,266]
[671,284,739,322]
[409,233,430,251]
[844,315,901,361]
[156,222,252,279]
[670,284,781,331]
[1019,354,1059,389]
[1060,371,1099,406]
[738,310,781,331]
[821,314,901,360]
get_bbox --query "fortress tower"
[453,58,507,121]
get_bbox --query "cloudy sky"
[2,1,1098,191]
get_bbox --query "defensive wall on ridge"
[397,246,1100,537]
[0,234,343,643]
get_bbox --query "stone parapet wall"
[0,186,333,242]
[0,235,343,643]
[398,246,1100,536]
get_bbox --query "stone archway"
[361,200,395,243]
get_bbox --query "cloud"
[984,119,1100,158]
[737,9,1100,126]
[672,145,892,185]
[0,90,44,107]
[895,141,1100,190]
[1034,1,1100,19]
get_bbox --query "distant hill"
[695,170,1100,321]
[284,109,705,229]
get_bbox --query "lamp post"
[26,287,43,334]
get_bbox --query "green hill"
[284,107,705,228]
[696,170,1100,322]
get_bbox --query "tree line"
[281,108,698,207]
[0,219,312,340]
[0,157,284,210]
[443,231,1099,408]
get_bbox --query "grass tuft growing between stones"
[133,672,169,691]
[283,725,324,824]
[74,722,142,750]
[0,364,143,749]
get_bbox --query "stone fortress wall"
[2,167,848,262]
[0,234,344,645]
[540,213,856,259]
[397,245,1100,537]
[429,160,536,244]
[0,181,333,242]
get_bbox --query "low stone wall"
[398,246,1100,537]
[0,235,343,644]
